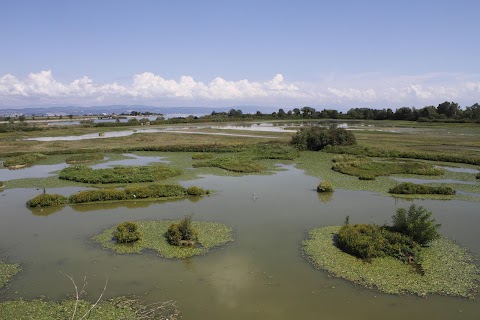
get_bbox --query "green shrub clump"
[26,194,67,207]
[337,224,420,262]
[113,221,141,243]
[291,127,356,151]
[317,180,334,193]
[476,173,480,179]
[186,186,206,196]
[3,153,46,167]
[0,181,4,191]
[65,153,104,163]
[389,182,455,195]
[392,204,441,245]
[166,215,199,246]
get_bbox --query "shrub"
[68,189,127,203]
[317,180,334,193]
[166,215,199,246]
[337,224,420,262]
[26,194,67,207]
[389,182,455,195]
[477,173,480,179]
[392,204,441,245]
[0,181,4,191]
[291,127,356,151]
[358,174,375,180]
[186,186,206,196]
[113,221,141,243]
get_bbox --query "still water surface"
[0,166,478,319]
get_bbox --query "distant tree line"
[204,102,479,122]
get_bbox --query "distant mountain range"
[0,105,281,116]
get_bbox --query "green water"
[0,166,479,319]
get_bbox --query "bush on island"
[291,127,356,151]
[26,194,67,207]
[166,215,198,246]
[392,204,441,245]
[317,180,334,193]
[114,221,141,243]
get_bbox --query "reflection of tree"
[317,192,333,204]
[70,197,189,213]
[29,205,65,216]
[188,196,203,204]
[182,257,195,272]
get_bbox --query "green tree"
[392,204,441,245]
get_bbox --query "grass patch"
[26,193,68,207]
[0,181,4,191]
[192,156,266,173]
[59,165,182,184]
[191,153,214,160]
[303,226,479,299]
[94,220,233,259]
[0,259,21,289]
[65,153,104,164]
[2,153,46,168]
[332,156,444,179]
[389,182,456,195]
[0,296,178,320]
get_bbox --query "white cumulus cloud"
[0,70,479,108]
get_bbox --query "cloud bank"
[1,70,479,108]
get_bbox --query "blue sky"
[1,0,479,109]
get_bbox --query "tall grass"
[3,153,46,167]
[389,182,456,195]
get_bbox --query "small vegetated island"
[2,153,46,169]
[26,184,208,207]
[303,205,479,299]
[94,216,233,259]
[59,164,181,184]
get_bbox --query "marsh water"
[0,163,479,319]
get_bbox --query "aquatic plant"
[0,259,20,289]
[114,221,141,243]
[316,180,334,192]
[389,182,455,195]
[26,193,67,207]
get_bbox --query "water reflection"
[317,191,334,204]
[29,205,65,217]
[0,163,69,181]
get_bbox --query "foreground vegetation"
[303,205,479,298]
[0,181,4,191]
[0,259,20,289]
[0,296,179,320]
[26,184,208,207]
[59,165,182,184]
[94,220,233,259]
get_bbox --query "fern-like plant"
[392,204,441,245]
